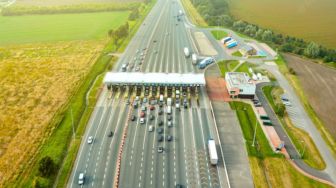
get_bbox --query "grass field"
[217,60,240,76]
[180,0,207,27]
[14,0,143,6]
[230,101,331,188]
[0,11,129,45]
[229,0,336,48]
[210,30,228,40]
[0,40,105,186]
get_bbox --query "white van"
[159,94,164,103]
[167,106,172,114]
[78,173,84,185]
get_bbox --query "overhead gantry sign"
[103,72,206,87]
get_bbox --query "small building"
[239,45,257,56]
[225,72,256,99]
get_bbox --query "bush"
[32,176,49,188]
[38,156,56,177]
[275,103,286,117]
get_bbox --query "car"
[157,146,163,153]
[141,106,147,111]
[140,117,145,124]
[87,136,93,144]
[131,115,136,121]
[108,131,113,137]
[143,98,148,103]
[167,121,172,127]
[254,102,262,107]
[158,120,163,126]
[176,184,183,188]
[150,105,155,110]
[149,114,154,121]
[133,101,138,108]
[159,103,163,107]
[135,96,140,101]
[184,103,188,109]
[158,109,163,115]
[153,39,157,43]
[140,111,145,118]
[167,115,172,121]
[157,127,163,134]
[158,135,164,142]
[167,135,172,141]
[126,99,130,105]
[78,173,85,185]
[149,125,154,132]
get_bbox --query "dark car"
[157,128,163,134]
[176,184,183,188]
[108,131,113,137]
[167,135,172,141]
[158,135,163,142]
[149,114,154,121]
[131,115,136,121]
[158,109,163,115]
[158,120,163,126]
[167,115,172,121]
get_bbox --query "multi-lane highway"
[68,0,230,187]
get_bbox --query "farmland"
[229,0,336,48]
[0,11,129,45]
[14,0,144,6]
[284,54,336,140]
[0,40,105,185]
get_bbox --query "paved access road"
[68,0,230,187]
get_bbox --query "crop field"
[229,0,336,48]
[14,0,143,6]
[284,54,336,140]
[0,40,105,185]
[0,11,129,45]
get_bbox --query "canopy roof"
[104,72,205,86]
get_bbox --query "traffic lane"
[68,106,105,188]
[99,101,129,188]
[93,101,123,188]
[85,101,119,188]
[79,100,115,187]
[175,106,188,186]
[133,107,153,188]
[118,105,142,188]
[256,83,333,182]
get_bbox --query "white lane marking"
[181,109,189,185]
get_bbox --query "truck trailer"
[222,37,232,44]
[208,139,218,165]
[226,40,238,49]
[198,57,214,69]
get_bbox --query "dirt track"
[284,53,336,139]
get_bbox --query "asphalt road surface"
[68,0,230,187]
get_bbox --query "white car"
[140,117,145,124]
[78,173,85,185]
[148,125,154,132]
[87,136,93,144]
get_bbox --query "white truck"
[192,53,197,65]
[208,139,218,165]
[167,97,172,106]
[175,90,180,98]
[183,47,190,57]
[167,106,172,114]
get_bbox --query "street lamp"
[252,119,258,147]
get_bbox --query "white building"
[225,72,256,98]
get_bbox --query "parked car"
[158,120,163,126]
[150,105,155,110]
[167,121,172,127]
[167,115,172,121]
[131,115,136,121]
[157,128,163,134]
[140,111,145,117]
[149,125,154,132]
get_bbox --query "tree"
[108,29,114,38]
[262,30,273,42]
[280,42,295,52]
[221,15,233,27]
[304,42,321,58]
[38,156,56,177]
[276,103,286,117]
[233,20,246,32]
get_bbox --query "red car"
[150,105,155,111]
[140,111,145,117]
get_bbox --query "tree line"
[1,2,140,16]
[190,0,336,64]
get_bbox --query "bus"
[198,57,214,69]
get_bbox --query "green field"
[229,0,336,48]
[0,11,129,45]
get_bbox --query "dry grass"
[14,0,143,6]
[230,0,336,48]
[0,40,105,184]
